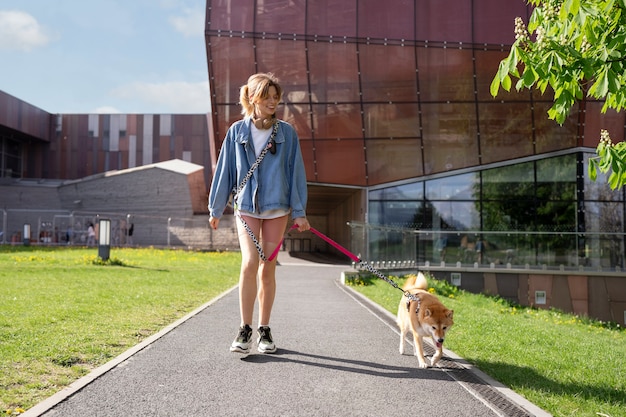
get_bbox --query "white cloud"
[111,81,210,113]
[0,10,50,51]
[169,8,204,37]
[92,106,122,114]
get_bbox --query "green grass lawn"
[0,246,241,412]
[347,273,626,417]
[2,247,625,417]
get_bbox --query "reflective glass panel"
[255,0,305,34]
[534,102,578,153]
[363,103,420,138]
[209,38,257,104]
[479,103,534,164]
[370,182,424,201]
[308,42,360,103]
[583,152,624,201]
[207,0,254,32]
[366,138,423,184]
[425,173,477,200]
[421,103,478,173]
[311,104,362,139]
[314,138,366,185]
[415,0,472,42]
[360,45,417,102]
[536,155,576,201]
[358,0,415,39]
[307,0,356,36]
[417,47,474,102]
[482,162,534,199]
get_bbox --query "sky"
[0,0,210,114]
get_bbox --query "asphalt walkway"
[24,253,551,417]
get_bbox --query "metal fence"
[0,209,234,250]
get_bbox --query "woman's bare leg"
[258,215,288,326]
[236,215,261,326]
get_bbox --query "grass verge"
[0,246,240,412]
[346,273,626,417]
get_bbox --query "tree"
[490,0,626,189]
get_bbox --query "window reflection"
[366,154,624,268]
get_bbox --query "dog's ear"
[446,309,454,319]
[423,308,432,317]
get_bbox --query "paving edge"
[337,279,553,417]
[21,285,239,417]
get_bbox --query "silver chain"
[232,122,279,261]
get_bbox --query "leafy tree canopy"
[491,0,626,189]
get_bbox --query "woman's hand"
[209,216,220,230]
[293,217,310,232]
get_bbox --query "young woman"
[208,73,310,354]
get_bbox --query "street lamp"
[23,224,31,246]
[98,218,111,261]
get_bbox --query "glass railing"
[348,221,626,271]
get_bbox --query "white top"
[251,123,272,157]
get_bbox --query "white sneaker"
[257,326,277,353]
[230,325,252,354]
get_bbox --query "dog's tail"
[402,271,428,291]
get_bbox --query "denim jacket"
[208,117,308,220]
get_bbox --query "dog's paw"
[417,360,428,369]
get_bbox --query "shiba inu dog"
[397,272,454,368]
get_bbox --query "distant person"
[208,72,310,354]
[66,225,73,245]
[128,223,134,246]
[86,223,96,246]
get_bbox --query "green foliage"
[492,0,626,188]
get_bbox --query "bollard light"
[98,218,111,261]
[23,224,31,246]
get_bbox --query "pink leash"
[269,225,360,262]
[269,224,418,302]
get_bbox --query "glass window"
[311,104,362,139]
[584,202,625,268]
[482,162,534,198]
[358,0,415,40]
[366,138,423,184]
[369,200,423,227]
[584,152,624,201]
[479,103,534,164]
[363,103,420,138]
[534,103,578,153]
[472,0,531,45]
[474,50,529,102]
[255,0,305,34]
[307,0,356,36]
[314,138,366,185]
[370,182,424,201]
[536,155,576,201]
[308,42,360,103]
[209,38,257,104]
[417,47,475,102]
[416,0,472,42]
[207,0,254,32]
[425,172,477,200]
[429,201,479,231]
[421,103,479,173]
[360,44,417,102]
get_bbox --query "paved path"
[25,254,551,417]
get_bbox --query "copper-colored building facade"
[204,0,592,188]
[204,0,625,272]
